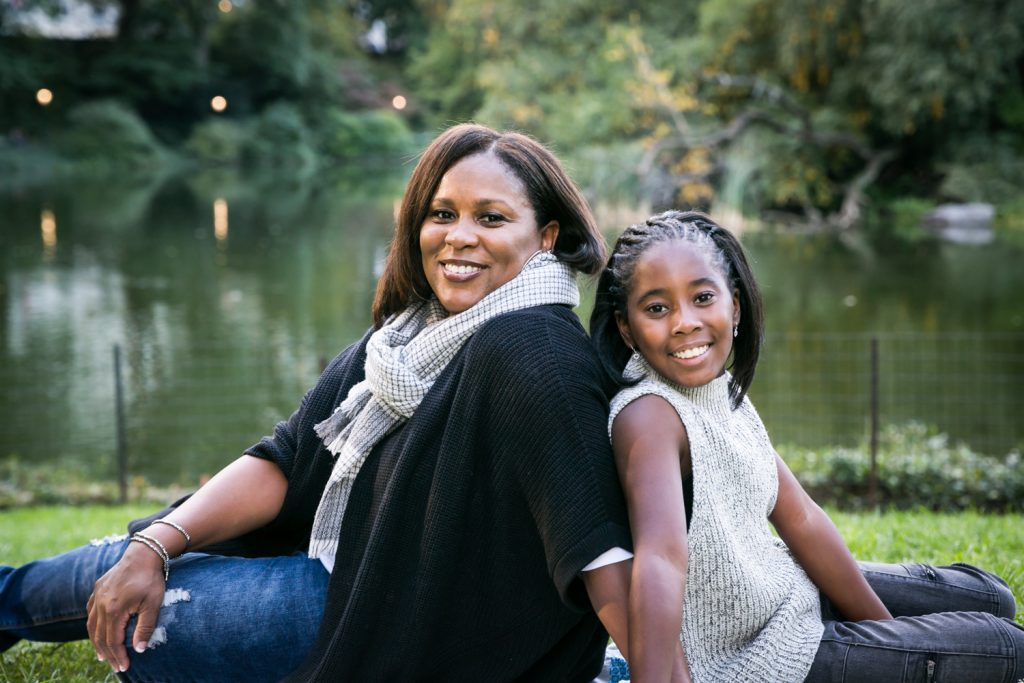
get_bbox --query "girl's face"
[419,152,559,315]
[616,239,739,388]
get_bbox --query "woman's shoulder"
[459,305,607,397]
[465,304,590,359]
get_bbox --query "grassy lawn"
[1,506,1021,682]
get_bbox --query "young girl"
[590,210,1023,683]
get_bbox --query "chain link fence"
[3,332,1022,496]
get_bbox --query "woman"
[0,124,633,682]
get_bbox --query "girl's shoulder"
[609,377,691,437]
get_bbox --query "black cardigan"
[241,304,631,682]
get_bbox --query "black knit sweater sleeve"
[470,306,633,609]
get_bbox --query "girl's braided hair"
[588,210,764,410]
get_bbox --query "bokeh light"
[36,88,53,106]
[41,209,57,259]
[211,96,228,113]
[392,95,407,110]
[218,0,233,13]
[214,199,229,244]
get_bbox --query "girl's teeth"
[672,345,709,360]
[444,263,482,274]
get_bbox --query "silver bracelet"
[151,519,192,549]
[130,533,170,581]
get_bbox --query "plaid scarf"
[308,251,579,569]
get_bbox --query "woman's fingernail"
[97,654,105,661]
[135,641,147,653]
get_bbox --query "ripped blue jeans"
[0,535,329,683]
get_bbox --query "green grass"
[1,506,1021,682]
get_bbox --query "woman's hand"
[87,542,166,673]
[85,454,290,673]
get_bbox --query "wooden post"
[113,344,128,503]
[869,337,879,505]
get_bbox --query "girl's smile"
[616,240,739,388]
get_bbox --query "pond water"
[2,165,1022,484]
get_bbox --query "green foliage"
[938,133,1024,205]
[242,102,317,171]
[185,117,250,166]
[0,459,188,509]
[782,422,1024,512]
[409,1,699,146]
[55,100,168,171]
[317,108,414,159]
[871,196,934,241]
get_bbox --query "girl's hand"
[770,454,892,621]
[86,543,165,674]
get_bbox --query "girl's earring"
[733,324,739,338]
[628,345,640,361]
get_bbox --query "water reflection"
[40,209,57,259]
[1,166,1022,485]
[213,198,228,244]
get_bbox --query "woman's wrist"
[139,523,189,558]
[121,539,167,572]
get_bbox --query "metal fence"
[753,332,1024,457]
[2,332,1021,498]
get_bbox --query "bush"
[185,118,250,166]
[0,458,188,509]
[873,196,934,241]
[938,133,1024,204]
[242,101,317,171]
[56,99,167,170]
[317,108,414,160]
[781,422,1023,511]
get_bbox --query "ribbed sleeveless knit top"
[609,359,823,682]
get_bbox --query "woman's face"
[420,152,558,315]
[616,239,739,388]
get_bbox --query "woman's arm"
[614,396,693,683]
[88,455,288,674]
[769,454,892,622]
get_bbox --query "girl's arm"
[769,454,892,621]
[582,558,632,659]
[613,395,693,683]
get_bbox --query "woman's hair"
[589,210,764,410]
[372,123,606,326]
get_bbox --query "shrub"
[185,118,250,166]
[0,458,188,509]
[56,99,167,170]
[938,133,1024,205]
[317,108,414,160]
[781,422,1023,511]
[242,101,317,170]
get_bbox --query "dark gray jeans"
[597,562,1022,683]
[805,562,1024,683]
